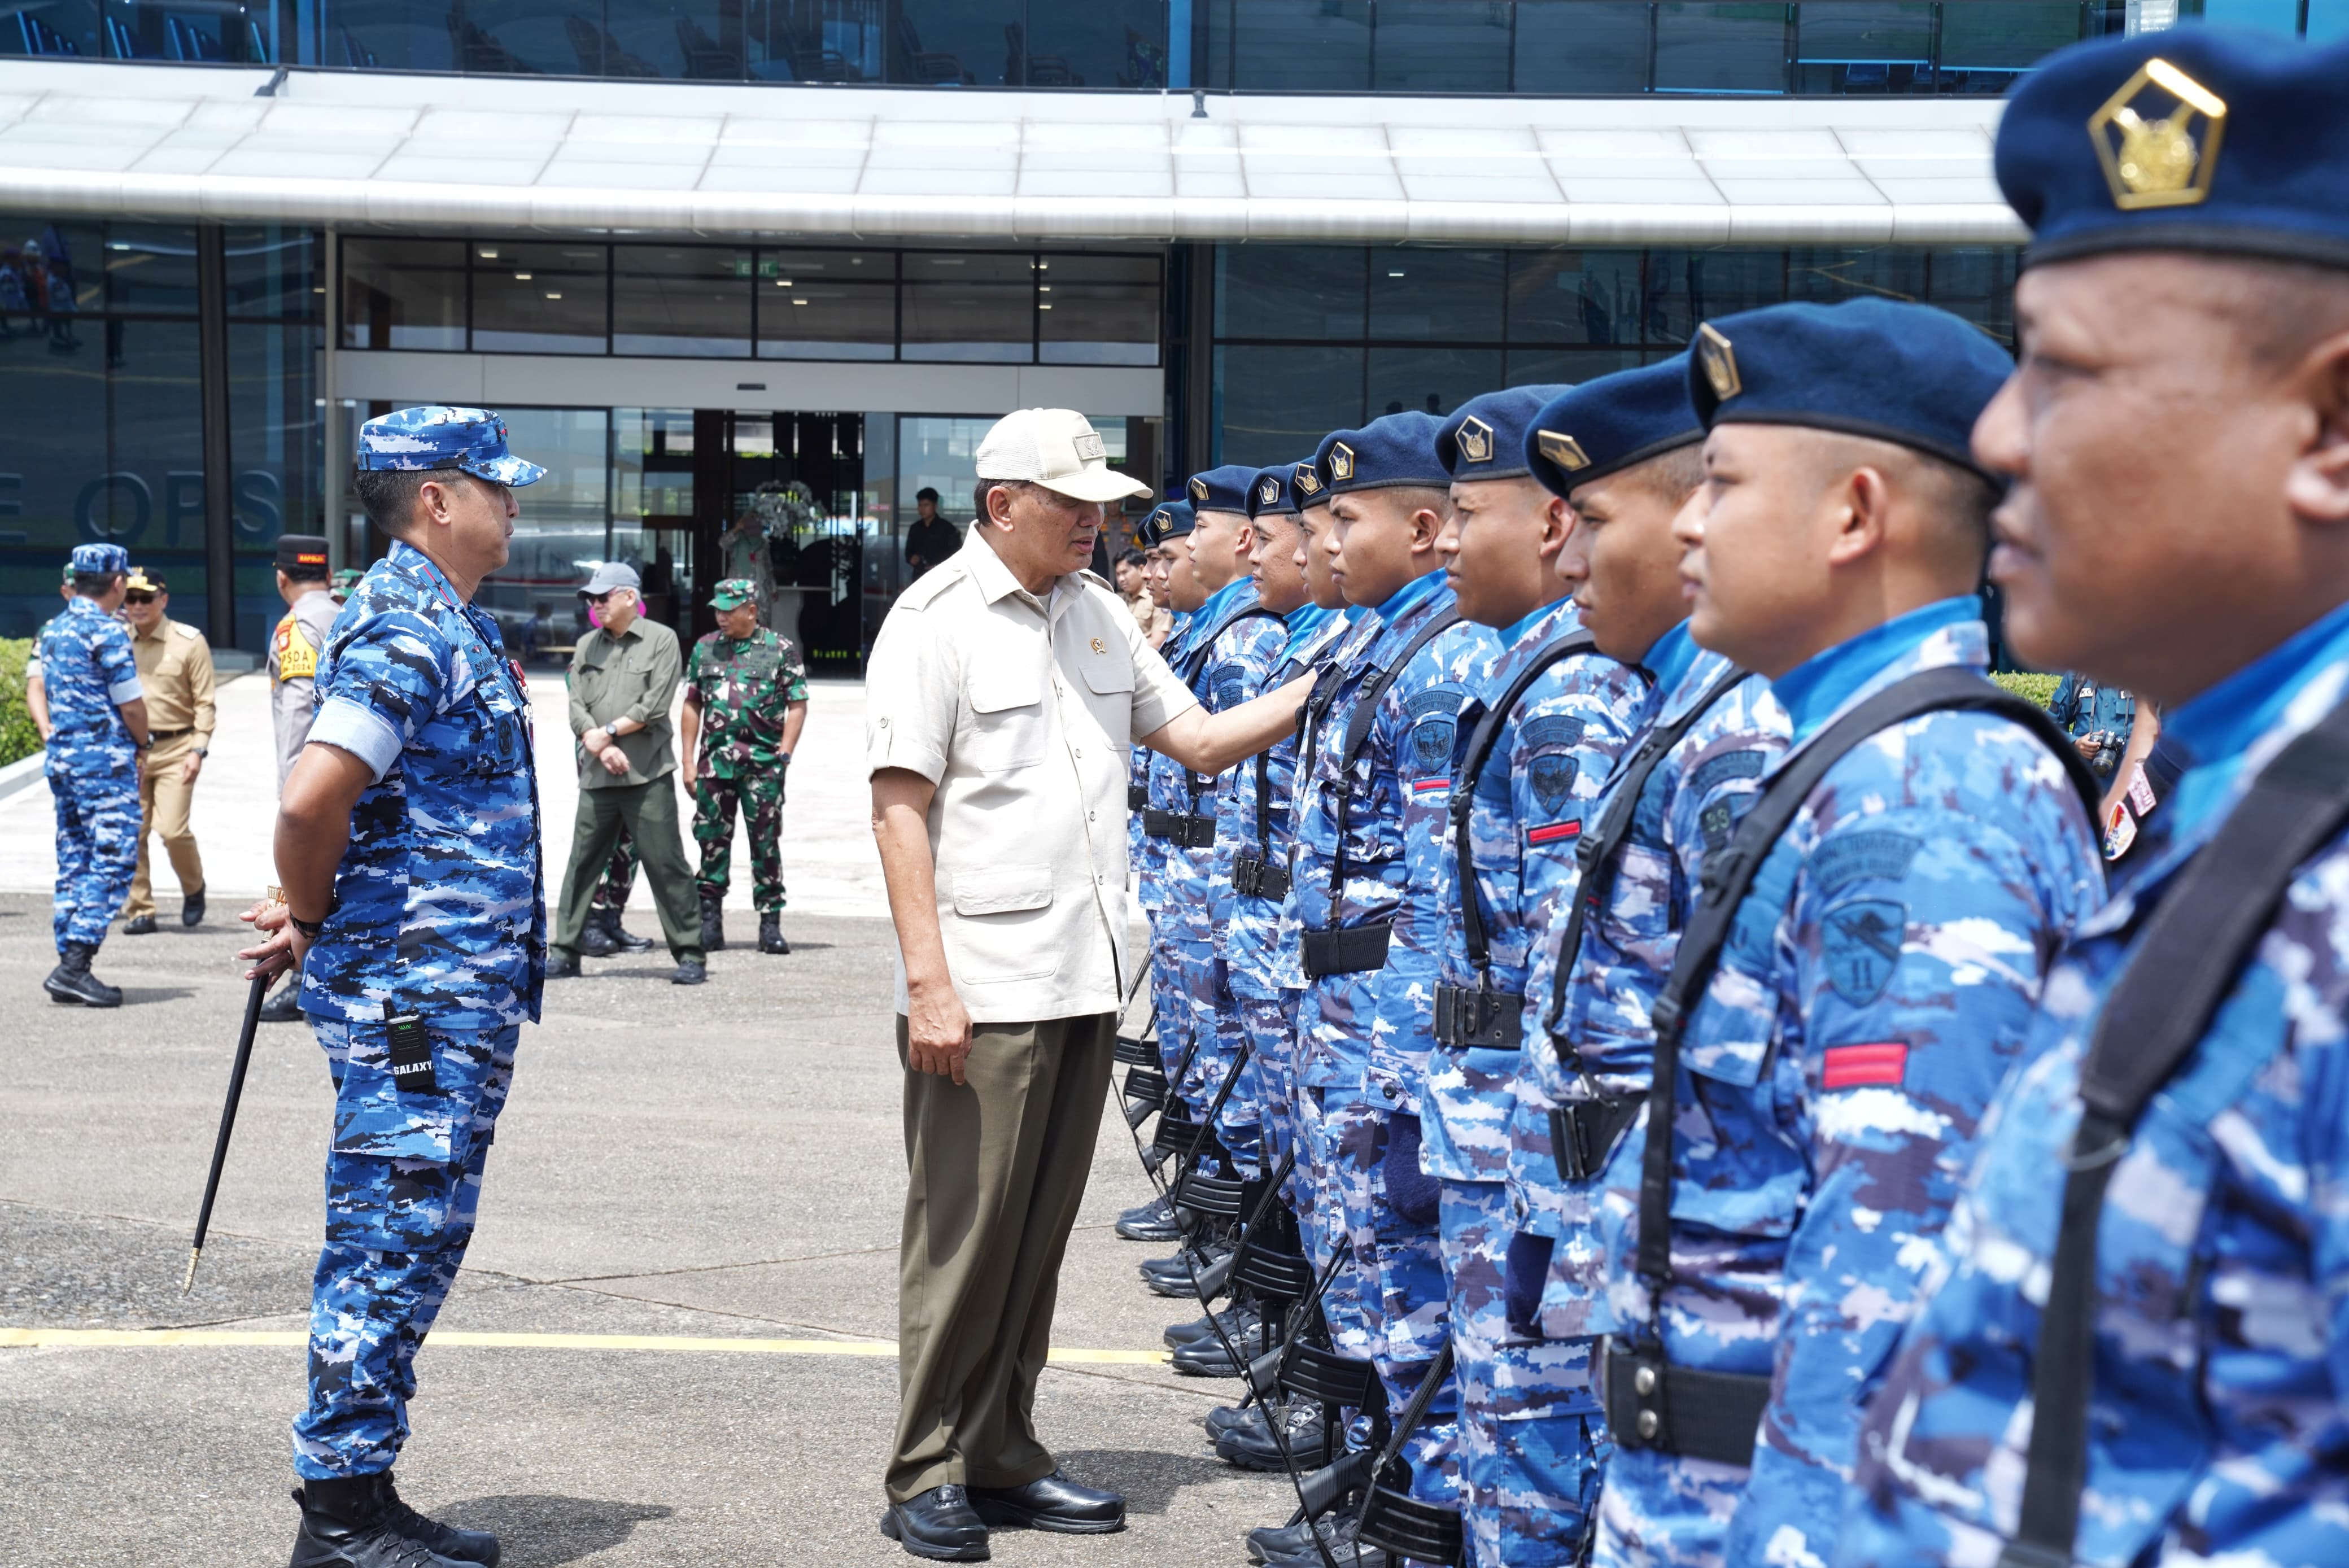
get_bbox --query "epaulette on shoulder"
[895,564,965,612]
[172,622,202,639]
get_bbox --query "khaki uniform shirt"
[132,617,216,744]
[865,532,1198,1023]
[268,587,342,789]
[567,617,682,788]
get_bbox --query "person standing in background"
[903,486,960,581]
[683,576,810,957]
[118,566,213,936]
[258,534,342,1024]
[547,562,706,985]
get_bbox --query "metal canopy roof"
[0,60,2027,246]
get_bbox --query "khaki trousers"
[889,1012,1116,1503]
[124,731,202,920]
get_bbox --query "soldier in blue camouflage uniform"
[1286,413,1499,1549]
[38,541,150,1008]
[241,406,545,1568]
[1843,30,2349,1568]
[1579,304,2104,1568]
[1407,385,1645,1567]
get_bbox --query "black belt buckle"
[1551,1094,1638,1183]
[1233,853,1262,897]
[1128,784,1149,811]
[1182,813,1216,849]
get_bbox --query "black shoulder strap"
[2001,691,2349,1568]
[1178,601,1283,687]
[1340,609,1464,770]
[1543,663,1752,1038]
[1451,628,1601,975]
[1636,665,2101,1291]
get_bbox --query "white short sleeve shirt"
[867,531,1199,1022]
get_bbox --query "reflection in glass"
[1653,2,1788,94]
[1369,248,1504,343]
[226,227,318,319]
[1915,247,2019,347]
[1368,346,1503,422]
[1640,249,1786,344]
[229,321,319,648]
[1232,0,1368,91]
[1510,2,1652,93]
[1507,250,1644,345]
[102,0,273,62]
[1215,345,1364,468]
[749,0,882,80]
[1793,2,1932,93]
[605,0,746,78]
[1038,255,1160,366]
[1373,0,1508,93]
[1503,346,1645,388]
[757,248,894,359]
[900,252,1032,362]
[1021,0,1163,88]
[342,238,465,351]
[1785,245,1932,309]
[1936,2,2084,81]
[444,0,564,71]
[614,245,752,355]
[479,407,612,653]
[888,0,1005,82]
[1216,246,1365,342]
[3,0,101,56]
[319,0,457,68]
[471,242,610,354]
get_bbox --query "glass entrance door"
[698,410,865,669]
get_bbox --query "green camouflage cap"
[710,577,759,611]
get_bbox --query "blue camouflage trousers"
[1592,1449,1743,1568]
[1170,925,1261,1179]
[50,765,138,953]
[1440,1180,1604,1568]
[1150,926,1192,1086]
[293,1018,518,1480]
[1238,995,1300,1204]
[1326,1098,1459,1504]
[1298,1087,1376,1364]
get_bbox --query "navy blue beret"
[1141,500,1195,545]
[1688,298,2012,474]
[1438,385,1570,482]
[1525,356,1702,497]
[1185,465,1259,516]
[1247,464,1306,521]
[1998,29,2349,273]
[1315,411,1451,496]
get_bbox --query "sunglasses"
[124,593,156,605]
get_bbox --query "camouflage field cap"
[69,542,129,575]
[709,577,759,611]
[357,406,547,486]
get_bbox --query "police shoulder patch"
[1520,712,1587,751]
[1822,897,1907,1006]
[1529,751,1578,813]
[1813,829,1924,895]
[1691,747,1767,794]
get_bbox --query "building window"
[1038,255,1162,366]
[470,242,610,355]
[900,252,1036,363]
[342,238,465,351]
[614,244,753,357]
[758,248,897,360]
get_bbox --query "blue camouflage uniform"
[291,407,547,1480]
[2049,671,2138,783]
[1841,29,2349,1568]
[1292,413,1498,1509]
[40,543,142,954]
[1141,496,1196,1093]
[1588,304,2107,1568]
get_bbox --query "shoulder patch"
[1822,897,1908,1006]
[1699,792,1756,851]
[1521,713,1587,751]
[1403,687,1464,722]
[1691,748,1767,793]
[1813,831,1923,894]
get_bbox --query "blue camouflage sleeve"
[1207,619,1289,933]
[95,621,142,706]
[307,603,456,782]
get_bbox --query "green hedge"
[0,639,33,767]
[1990,671,2059,709]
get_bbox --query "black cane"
[184,973,269,1293]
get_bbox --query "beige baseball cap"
[974,408,1154,505]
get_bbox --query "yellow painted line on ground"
[0,1327,1169,1365]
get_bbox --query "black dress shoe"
[966,1471,1124,1535]
[880,1484,989,1561]
[545,950,581,979]
[123,914,158,936]
[670,958,707,986]
[258,981,306,1024]
[181,888,206,928]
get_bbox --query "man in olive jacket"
[551,562,707,984]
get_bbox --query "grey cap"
[580,561,642,596]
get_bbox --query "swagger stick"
[186,889,289,1291]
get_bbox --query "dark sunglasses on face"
[124,593,155,605]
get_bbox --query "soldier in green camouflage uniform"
[683,577,809,955]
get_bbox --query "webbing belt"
[1608,666,2100,1467]
[1142,809,1217,848]
[1998,692,2349,1568]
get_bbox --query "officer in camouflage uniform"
[1845,30,2349,1568]
[684,576,810,957]
[243,405,545,1568]
[1278,413,1499,1562]
[1582,304,2104,1568]
[330,567,362,603]
[38,540,150,1008]
[1404,385,1638,1568]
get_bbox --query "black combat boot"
[605,912,653,953]
[577,910,619,958]
[378,1473,500,1566]
[181,886,206,928]
[288,1473,475,1567]
[259,976,306,1023]
[758,914,789,954]
[699,892,726,953]
[43,942,122,1007]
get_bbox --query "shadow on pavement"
[441,1496,675,1565]
[104,987,197,1007]
[1051,1450,1234,1517]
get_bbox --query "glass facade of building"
[9,1,2343,84]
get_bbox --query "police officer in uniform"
[683,576,810,957]
[259,534,343,1024]
[1846,29,2349,1567]
[239,406,545,1568]
[38,541,149,1008]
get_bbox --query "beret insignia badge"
[1189,477,1209,502]
[1293,465,1323,496]
[1329,442,1355,483]
[1259,477,1280,505]
[1696,322,1741,401]
[2089,56,2226,211]
[1536,431,1590,472]
[1456,417,1494,464]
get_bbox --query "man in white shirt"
[867,408,1315,1558]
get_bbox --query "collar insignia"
[2090,56,2226,210]
[1090,636,1106,654]
[1536,431,1591,472]
[1456,417,1494,464]
[1329,442,1355,483]
[1696,323,1741,401]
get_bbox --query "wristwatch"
[289,912,326,939]
[190,747,208,759]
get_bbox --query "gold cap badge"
[1329,442,1355,483]
[1090,636,1106,654]
[1536,431,1591,472]
[2089,57,2226,211]
[1696,323,1741,402]
[1456,417,1494,465]
[1259,477,1280,506]
[1189,476,1209,503]
[1294,465,1323,496]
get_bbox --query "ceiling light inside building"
[545,291,562,300]
[515,272,532,280]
